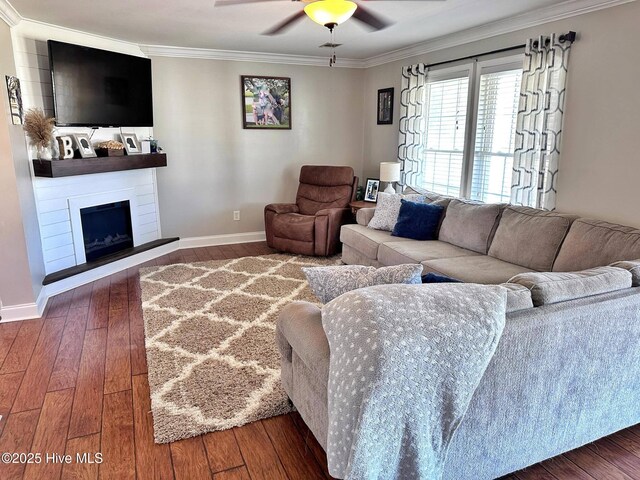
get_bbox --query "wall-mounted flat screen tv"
[48,40,153,127]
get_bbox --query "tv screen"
[48,40,153,127]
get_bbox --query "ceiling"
[9,0,569,59]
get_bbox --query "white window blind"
[417,76,469,197]
[470,68,522,203]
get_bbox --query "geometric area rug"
[139,253,340,444]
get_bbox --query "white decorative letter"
[57,136,74,159]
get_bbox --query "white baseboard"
[0,231,267,323]
[0,302,39,323]
[179,231,266,249]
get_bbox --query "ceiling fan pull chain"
[329,29,337,67]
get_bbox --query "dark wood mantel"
[32,153,167,178]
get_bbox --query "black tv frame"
[48,40,153,128]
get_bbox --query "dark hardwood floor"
[1,241,639,480]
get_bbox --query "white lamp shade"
[379,162,401,183]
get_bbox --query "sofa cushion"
[610,259,640,286]
[367,192,425,231]
[392,200,444,241]
[341,224,413,260]
[422,255,533,284]
[500,284,534,312]
[488,206,577,271]
[302,264,423,303]
[272,213,314,242]
[508,266,632,306]
[553,219,640,272]
[378,240,480,266]
[438,199,503,254]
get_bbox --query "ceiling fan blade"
[263,10,307,35]
[352,2,391,31]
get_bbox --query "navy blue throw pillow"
[391,199,444,241]
[421,273,462,283]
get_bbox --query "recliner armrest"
[265,203,299,215]
[315,207,350,218]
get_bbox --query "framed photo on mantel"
[241,75,291,129]
[377,87,394,125]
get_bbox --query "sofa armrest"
[276,302,328,377]
[265,203,299,215]
[356,207,376,226]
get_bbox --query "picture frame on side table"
[73,133,97,158]
[377,87,394,125]
[121,133,141,154]
[364,178,380,203]
[241,75,291,129]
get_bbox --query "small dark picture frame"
[241,75,291,129]
[121,133,141,154]
[377,87,394,125]
[72,133,97,158]
[364,178,380,203]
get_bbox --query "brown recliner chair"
[265,165,358,256]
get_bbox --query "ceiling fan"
[215,0,442,36]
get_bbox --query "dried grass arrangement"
[23,108,55,149]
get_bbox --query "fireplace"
[68,188,142,266]
[80,201,134,262]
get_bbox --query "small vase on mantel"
[35,143,53,161]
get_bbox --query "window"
[416,58,522,202]
[419,75,469,197]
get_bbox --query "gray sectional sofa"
[276,192,640,479]
[341,191,640,281]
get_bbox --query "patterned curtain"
[511,34,572,210]
[397,63,428,189]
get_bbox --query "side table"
[349,201,376,215]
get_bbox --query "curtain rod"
[424,31,577,70]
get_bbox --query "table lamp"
[380,162,401,194]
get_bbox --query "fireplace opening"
[80,201,134,262]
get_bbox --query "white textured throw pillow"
[367,192,425,231]
[302,264,423,303]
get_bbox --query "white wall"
[151,57,365,238]
[362,1,640,227]
[0,20,43,311]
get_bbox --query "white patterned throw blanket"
[322,283,507,480]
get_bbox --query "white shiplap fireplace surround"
[34,168,162,275]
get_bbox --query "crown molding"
[0,0,21,27]
[3,0,634,67]
[362,0,636,68]
[140,44,366,68]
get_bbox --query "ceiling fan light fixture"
[303,0,357,29]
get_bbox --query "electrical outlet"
[233,211,240,221]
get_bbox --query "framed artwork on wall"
[364,178,380,202]
[377,87,394,125]
[5,75,24,125]
[241,75,291,129]
[73,133,97,158]
[121,133,141,154]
